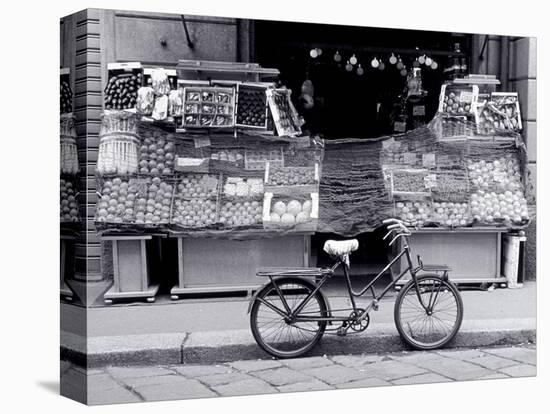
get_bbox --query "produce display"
[267,198,313,227]
[236,84,268,128]
[245,148,284,171]
[391,170,430,194]
[60,79,73,114]
[96,177,139,224]
[394,200,431,228]
[267,166,317,186]
[60,137,79,175]
[172,198,218,228]
[266,88,302,137]
[182,87,235,128]
[60,179,79,223]
[492,92,522,131]
[104,71,142,110]
[136,87,154,115]
[97,135,139,175]
[138,132,176,176]
[210,149,244,164]
[440,116,470,140]
[431,201,471,227]
[467,157,523,192]
[220,200,263,227]
[439,84,478,116]
[223,177,263,198]
[432,172,469,201]
[176,174,219,199]
[470,191,528,225]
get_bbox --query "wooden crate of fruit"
[235,83,269,130]
[105,62,143,111]
[264,163,320,195]
[438,84,478,116]
[170,174,221,230]
[60,67,73,115]
[262,192,318,232]
[266,88,302,137]
[244,147,284,171]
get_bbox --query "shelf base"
[104,284,159,304]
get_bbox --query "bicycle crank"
[350,311,370,332]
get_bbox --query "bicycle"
[249,218,464,358]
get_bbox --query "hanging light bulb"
[356,64,364,76]
[371,57,379,68]
[316,48,323,56]
[412,58,420,68]
[350,54,358,65]
[400,67,408,77]
[334,51,342,62]
[396,57,404,70]
[309,48,318,58]
[418,55,426,65]
[430,61,438,70]
[425,56,433,66]
[345,60,353,72]
[378,60,385,71]
[389,53,398,65]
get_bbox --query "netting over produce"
[94,112,532,238]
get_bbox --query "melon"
[287,200,302,216]
[296,211,310,223]
[302,200,312,213]
[273,201,286,216]
[281,213,296,226]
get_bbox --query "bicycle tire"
[250,277,328,358]
[394,274,463,350]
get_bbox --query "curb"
[62,318,536,367]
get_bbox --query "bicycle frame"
[262,236,427,325]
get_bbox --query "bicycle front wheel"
[394,275,463,350]
[250,277,328,358]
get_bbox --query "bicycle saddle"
[323,239,359,259]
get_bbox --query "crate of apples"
[96,177,141,225]
[220,200,263,227]
[138,133,176,176]
[172,199,218,228]
[176,174,219,199]
[431,201,471,227]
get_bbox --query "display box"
[181,86,236,128]
[104,62,143,111]
[262,191,318,231]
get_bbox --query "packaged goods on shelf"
[60,178,80,223]
[104,62,143,111]
[181,86,235,128]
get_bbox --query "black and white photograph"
[3,1,548,412]
[55,5,541,406]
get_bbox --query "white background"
[0,0,547,412]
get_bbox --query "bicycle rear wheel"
[394,274,463,350]
[250,277,328,358]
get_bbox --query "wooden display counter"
[394,227,509,284]
[102,234,161,304]
[170,234,311,298]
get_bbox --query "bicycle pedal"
[336,326,348,336]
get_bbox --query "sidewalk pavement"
[61,344,537,405]
[61,282,536,366]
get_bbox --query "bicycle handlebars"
[383,218,411,246]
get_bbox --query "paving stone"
[198,372,254,387]
[252,367,315,386]
[477,373,510,380]
[88,386,141,405]
[106,366,175,379]
[121,373,186,388]
[391,352,446,366]
[87,373,124,391]
[134,378,216,401]
[467,355,518,370]
[229,359,283,372]
[355,360,428,381]
[281,356,334,370]
[437,349,487,360]
[483,347,537,365]
[173,364,233,378]
[303,365,367,385]
[87,368,106,376]
[330,354,384,367]
[278,379,334,393]
[405,355,494,381]
[391,373,453,385]
[213,378,277,397]
[499,364,537,378]
[335,378,391,389]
